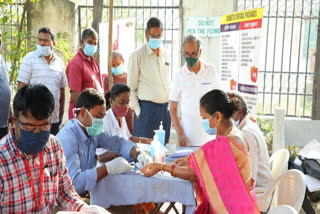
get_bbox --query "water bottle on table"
[156,121,165,146]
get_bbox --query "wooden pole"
[108,0,114,89]
[312,13,320,120]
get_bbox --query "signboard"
[185,16,221,37]
[219,8,264,118]
[99,18,135,80]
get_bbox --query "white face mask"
[37,44,52,57]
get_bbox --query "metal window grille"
[238,0,320,118]
[77,0,180,77]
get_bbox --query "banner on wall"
[99,18,135,80]
[219,8,264,119]
[185,16,221,37]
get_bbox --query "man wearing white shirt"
[227,91,272,189]
[169,35,220,146]
[17,27,66,135]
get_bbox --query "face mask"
[234,120,240,127]
[75,108,104,136]
[202,113,217,135]
[112,64,124,76]
[185,57,199,68]
[148,38,162,49]
[113,105,129,118]
[83,43,97,56]
[16,122,50,155]
[37,44,52,57]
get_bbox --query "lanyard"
[24,151,44,211]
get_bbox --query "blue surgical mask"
[37,44,52,57]
[16,122,50,155]
[148,38,162,49]
[76,108,104,136]
[202,113,217,135]
[112,64,124,76]
[234,120,240,127]
[83,43,97,56]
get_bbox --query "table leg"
[182,204,186,214]
[164,202,179,214]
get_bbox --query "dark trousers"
[51,122,60,135]
[134,100,171,145]
[0,127,8,139]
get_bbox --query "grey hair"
[112,51,124,61]
[81,28,98,40]
[183,34,201,51]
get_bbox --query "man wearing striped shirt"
[17,27,67,135]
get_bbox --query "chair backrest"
[269,149,290,180]
[265,170,306,212]
[267,205,298,214]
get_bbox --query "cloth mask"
[113,105,129,118]
[185,57,199,68]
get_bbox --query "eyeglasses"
[183,51,199,58]
[148,33,162,39]
[16,118,51,132]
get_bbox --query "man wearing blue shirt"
[57,88,151,196]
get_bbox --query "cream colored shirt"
[127,44,170,115]
[238,116,273,188]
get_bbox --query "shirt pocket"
[200,82,213,94]
[43,171,59,206]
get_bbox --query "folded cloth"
[168,149,193,158]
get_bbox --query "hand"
[141,163,162,177]
[178,134,190,147]
[80,205,111,213]
[137,151,153,168]
[142,138,152,144]
[98,151,119,162]
[174,157,189,166]
[105,157,134,174]
[136,115,140,120]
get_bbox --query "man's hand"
[105,157,134,174]
[178,134,191,147]
[80,205,111,213]
[137,151,152,168]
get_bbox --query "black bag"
[301,156,320,180]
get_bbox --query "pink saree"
[189,136,260,214]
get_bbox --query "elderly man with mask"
[17,27,67,135]
[169,34,220,147]
[56,88,152,197]
[66,28,104,120]
[0,29,11,139]
[0,84,109,213]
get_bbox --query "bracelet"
[160,163,167,174]
[170,164,176,177]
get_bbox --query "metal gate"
[238,0,320,118]
[77,0,180,77]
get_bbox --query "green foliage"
[257,117,273,155]
[54,32,73,64]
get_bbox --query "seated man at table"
[56,88,152,197]
[0,84,108,213]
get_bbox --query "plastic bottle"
[156,121,166,146]
[150,132,165,163]
[149,132,159,160]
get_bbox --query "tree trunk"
[92,0,104,63]
[312,13,320,120]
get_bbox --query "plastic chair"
[257,169,306,212]
[256,149,290,210]
[267,205,298,214]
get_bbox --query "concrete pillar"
[26,0,76,55]
[181,0,237,68]
[272,107,286,153]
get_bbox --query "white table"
[90,170,196,214]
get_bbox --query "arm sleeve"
[127,52,141,115]
[242,129,259,183]
[169,71,181,103]
[17,55,32,84]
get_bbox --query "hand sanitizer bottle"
[156,121,166,146]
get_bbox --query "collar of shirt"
[8,128,49,157]
[238,115,250,130]
[71,119,89,144]
[184,59,206,75]
[144,43,164,57]
[77,48,94,62]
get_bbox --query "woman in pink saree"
[142,90,260,214]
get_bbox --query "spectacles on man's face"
[16,118,51,132]
[148,33,162,39]
[183,51,199,58]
